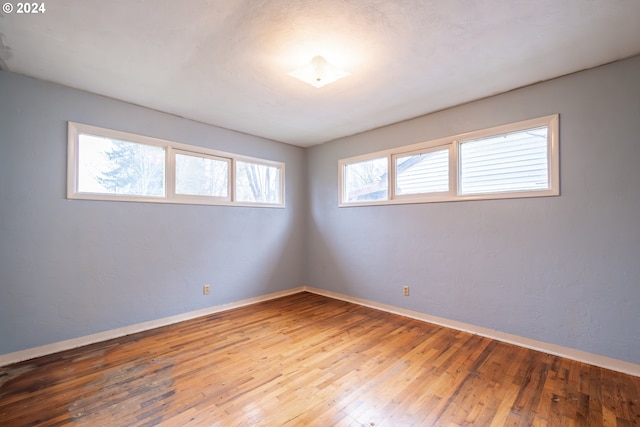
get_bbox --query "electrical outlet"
[203,284,211,295]
[403,286,410,296]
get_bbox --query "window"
[394,147,450,197]
[68,122,285,207]
[459,127,549,195]
[235,160,283,204]
[343,157,388,203]
[77,134,166,197]
[339,114,559,206]
[175,151,229,199]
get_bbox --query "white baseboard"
[0,287,305,367]
[2,285,638,377]
[303,286,640,377]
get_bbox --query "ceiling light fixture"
[288,55,349,88]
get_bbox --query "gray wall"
[307,56,640,365]
[0,71,307,355]
[2,56,639,365]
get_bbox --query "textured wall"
[306,56,640,364]
[2,57,640,365]
[0,71,307,355]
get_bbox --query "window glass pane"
[396,149,449,196]
[175,153,229,197]
[236,161,281,203]
[459,127,548,195]
[78,134,165,197]
[344,157,388,202]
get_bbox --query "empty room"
[1,1,639,426]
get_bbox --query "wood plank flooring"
[1,292,638,426]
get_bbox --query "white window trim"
[232,155,286,207]
[67,122,285,208]
[339,114,559,207]
[339,154,392,207]
[171,149,232,203]
[392,145,455,201]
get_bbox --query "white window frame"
[339,154,390,205]
[339,114,559,207]
[67,122,285,208]
[392,145,455,201]
[171,149,232,203]
[233,156,286,206]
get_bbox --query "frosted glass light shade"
[288,56,349,88]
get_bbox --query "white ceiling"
[1,1,640,147]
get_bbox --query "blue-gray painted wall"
[0,71,307,355]
[2,56,639,365]
[307,56,640,364]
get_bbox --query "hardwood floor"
[1,292,638,426]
